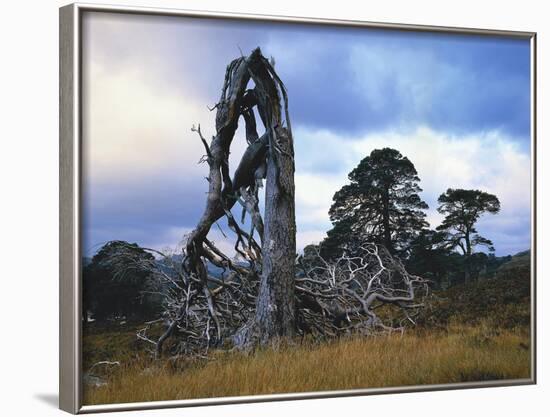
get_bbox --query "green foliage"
[83,241,162,323]
[434,188,501,283]
[436,188,501,255]
[321,148,428,258]
[406,230,463,288]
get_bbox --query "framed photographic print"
[59,2,537,413]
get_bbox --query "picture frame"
[60,3,537,414]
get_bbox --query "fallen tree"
[108,241,428,359]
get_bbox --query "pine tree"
[321,148,428,258]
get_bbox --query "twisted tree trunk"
[156,47,296,352]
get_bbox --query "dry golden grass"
[83,324,530,405]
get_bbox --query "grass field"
[83,322,530,405]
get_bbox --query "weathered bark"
[153,48,297,353]
[236,126,296,347]
[233,49,297,348]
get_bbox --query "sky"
[81,12,532,258]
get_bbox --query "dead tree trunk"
[245,125,296,346]
[152,47,296,353]
[233,50,297,348]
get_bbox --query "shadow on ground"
[34,393,58,409]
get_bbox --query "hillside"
[420,251,531,329]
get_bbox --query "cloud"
[82,59,215,181]
[296,230,328,253]
[82,11,283,102]
[348,39,530,140]
[351,126,530,214]
[265,28,530,142]
[294,172,346,235]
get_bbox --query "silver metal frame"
[59,2,537,414]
